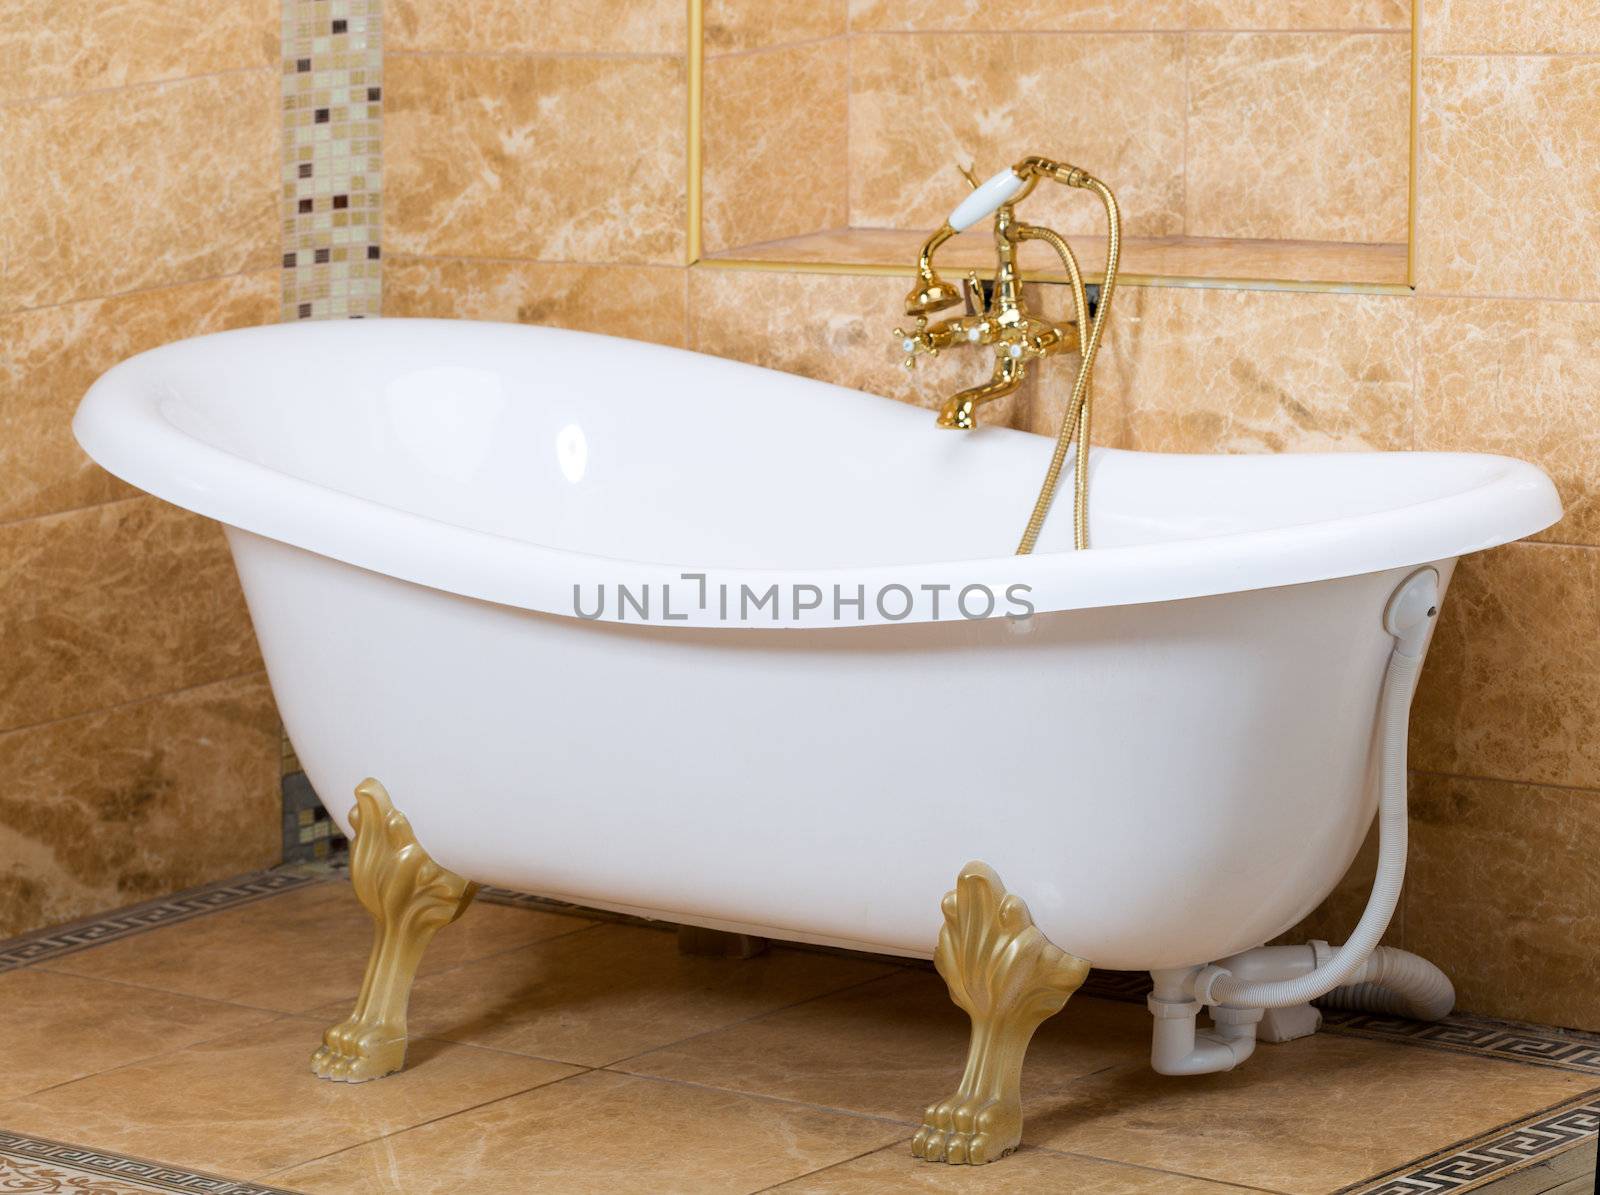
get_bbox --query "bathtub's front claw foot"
[311,1017,406,1083]
[311,777,478,1083]
[913,860,1089,1165]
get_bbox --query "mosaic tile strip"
[1341,1093,1600,1194]
[281,0,382,321]
[0,871,316,973]
[0,1130,299,1195]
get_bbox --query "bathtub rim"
[73,319,1562,630]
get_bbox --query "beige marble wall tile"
[385,257,687,347]
[389,0,685,54]
[848,1,1189,33]
[0,674,280,939]
[1422,0,1600,53]
[1417,297,1600,547]
[1187,33,1410,243]
[0,71,278,315]
[0,498,261,732]
[689,266,1132,445]
[702,42,849,252]
[689,268,989,410]
[1412,542,1600,791]
[275,1069,906,1195]
[1417,56,1600,301]
[1189,0,1410,29]
[0,272,278,524]
[1408,773,1600,1029]
[1091,286,1414,453]
[707,0,847,54]
[849,33,1187,237]
[0,0,276,104]
[384,54,686,265]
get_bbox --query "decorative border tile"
[0,871,316,973]
[1341,1093,1600,1194]
[280,0,382,322]
[1322,1011,1600,1078]
[0,1130,299,1195]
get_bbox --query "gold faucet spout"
[937,354,1026,430]
[896,154,1123,553]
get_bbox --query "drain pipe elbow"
[1149,969,1261,1075]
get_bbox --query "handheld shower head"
[904,223,963,316]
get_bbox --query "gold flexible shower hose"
[1012,169,1122,555]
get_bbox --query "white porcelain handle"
[947,169,1026,232]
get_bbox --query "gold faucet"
[897,156,1122,553]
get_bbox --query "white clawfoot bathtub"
[76,318,1557,1004]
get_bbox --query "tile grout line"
[250,1066,599,1183]
[1408,767,1600,800]
[597,1068,923,1131]
[747,1141,895,1193]
[0,667,270,746]
[600,966,908,1071]
[0,63,273,111]
[0,265,276,324]
[704,32,849,63]
[1033,1145,1295,1194]
[389,46,683,62]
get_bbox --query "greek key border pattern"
[1341,1094,1599,1194]
[0,1130,300,1194]
[0,871,316,973]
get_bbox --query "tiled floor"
[0,871,1596,1194]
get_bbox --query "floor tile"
[320,923,900,1068]
[273,1069,906,1194]
[0,1017,579,1177]
[771,1142,1256,1193]
[1022,1035,1598,1194]
[45,880,592,1012]
[0,968,274,1100]
[620,969,1148,1123]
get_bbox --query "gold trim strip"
[1407,0,1421,288]
[686,0,703,264]
[692,256,1415,296]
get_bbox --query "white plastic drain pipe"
[1186,567,1440,1013]
[1150,569,1453,1076]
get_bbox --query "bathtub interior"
[141,319,1521,569]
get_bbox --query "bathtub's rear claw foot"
[913,860,1088,1165]
[310,778,478,1083]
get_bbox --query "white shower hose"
[1187,567,1453,1016]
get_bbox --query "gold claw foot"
[311,778,477,1083]
[912,861,1089,1165]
